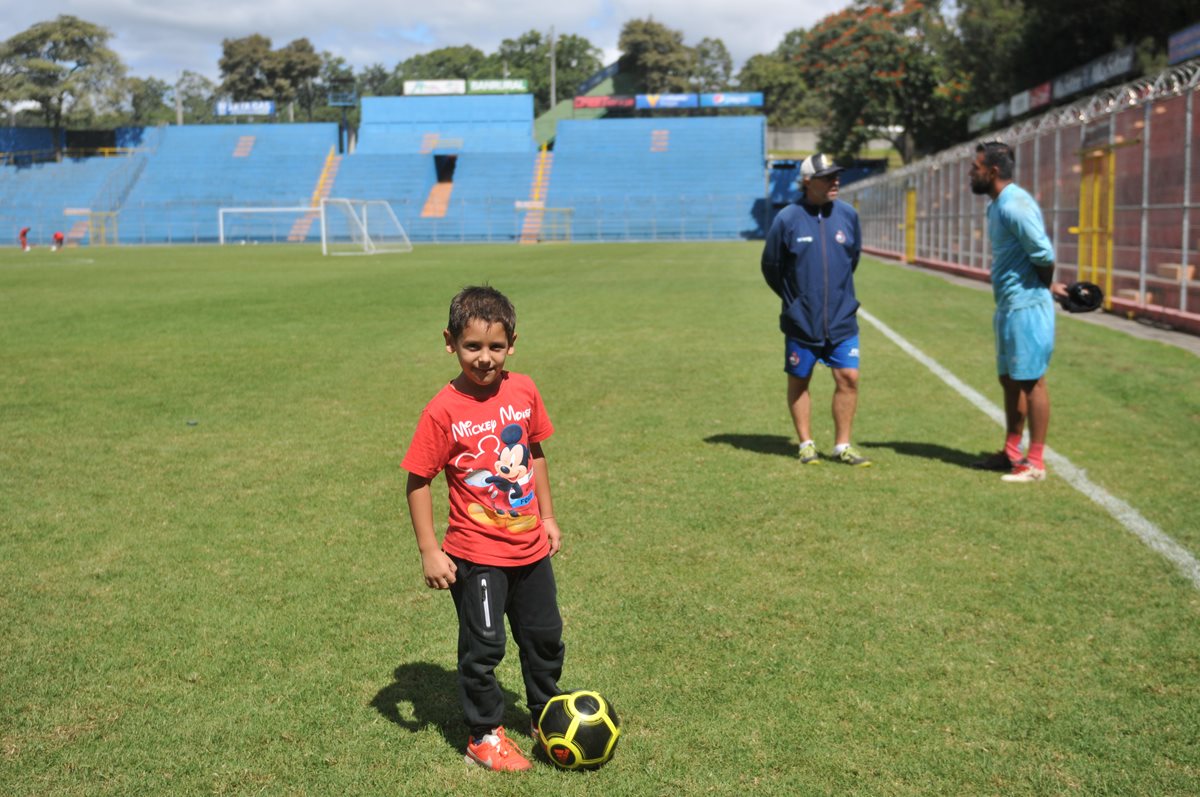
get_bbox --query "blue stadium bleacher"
[118,123,338,243]
[356,95,535,155]
[0,155,130,246]
[2,106,770,246]
[329,153,437,237]
[337,95,538,241]
[546,117,766,241]
[1,127,59,164]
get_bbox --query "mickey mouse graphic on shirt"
[463,423,539,534]
[485,424,535,515]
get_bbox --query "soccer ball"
[537,690,621,770]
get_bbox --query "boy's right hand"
[422,550,457,589]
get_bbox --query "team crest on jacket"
[835,229,847,244]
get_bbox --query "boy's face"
[444,318,515,390]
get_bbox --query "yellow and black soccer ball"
[537,690,621,770]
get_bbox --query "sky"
[3,0,848,85]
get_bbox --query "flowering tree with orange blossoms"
[795,0,968,163]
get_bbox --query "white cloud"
[4,1,848,83]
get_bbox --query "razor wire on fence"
[842,60,1200,330]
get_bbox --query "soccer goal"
[320,198,413,256]
[218,206,317,245]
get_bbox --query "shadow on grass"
[370,662,524,750]
[703,433,796,458]
[858,440,982,468]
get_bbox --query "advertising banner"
[636,93,698,109]
[699,92,763,108]
[1052,66,1088,101]
[1009,90,1031,118]
[468,79,528,94]
[1169,21,1200,65]
[404,80,467,96]
[1087,46,1135,87]
[577,62,620,95]
[1029,82,1052,110]
[573,95,635,109]
[214,100,275,117]
[967,107,995,133]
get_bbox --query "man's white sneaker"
[1001,461,1046,483]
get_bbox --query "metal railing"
[2,192,769,247]
[842,60,1200,334]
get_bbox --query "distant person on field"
[51,231,64,251]
[761,153,871,467]
[401,285,565,772]
[19,226,30,251]
[969,141,1069,483]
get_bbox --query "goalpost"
[217,200,413,255]
[320,198,413,256]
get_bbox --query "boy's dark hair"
[447,285,516,342]
[976,141,1015,180]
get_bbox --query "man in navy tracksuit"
[761,153,871,467]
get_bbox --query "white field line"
[859,307,1200,590]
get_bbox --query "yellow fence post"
[904,187,917,264]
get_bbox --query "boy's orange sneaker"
[464,727,532,771]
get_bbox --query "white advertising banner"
[468,79,528,93]
[403,80,467,96]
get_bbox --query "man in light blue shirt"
[969,141,1068,483]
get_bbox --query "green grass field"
[3,242,1199,796]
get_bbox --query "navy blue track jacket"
[761,198,862,345]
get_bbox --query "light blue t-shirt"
[987,183,1055,310]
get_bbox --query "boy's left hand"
[543,517,562,556]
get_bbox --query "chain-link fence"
[842,60,1200,334]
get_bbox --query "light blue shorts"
[994,298,1055,380]
[785,335,860,378]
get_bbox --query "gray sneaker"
[799,441,820,464]
[836,444,872,467]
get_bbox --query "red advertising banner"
[1029,82,1052,109]
[574,95,635,109]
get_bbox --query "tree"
[268,38,321,120]
[483,30,602,114]
[395,45,487,82]
[736,52,824,127]
[0,15,125,150]
[1011,0,1200,87]
[690,37,733,93]
[173,70,217,124]
[618,18,692,94]
[795,1,968,163]
[357,63,393,97]
[126,76,173,125]
[551,33,604,102]
[219,34,273,101]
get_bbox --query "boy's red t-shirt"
[402,371,554,566]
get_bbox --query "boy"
[402,285,565,772]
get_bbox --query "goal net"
[538,207,574,243]
[320,198,413,256]
[218,206,317,245]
